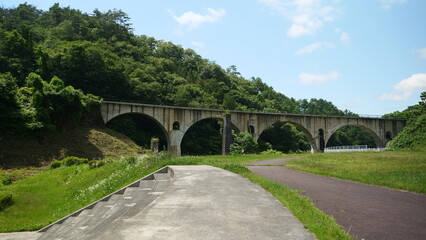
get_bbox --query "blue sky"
[2,0,426,115]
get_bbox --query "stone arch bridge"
[101,101,405,156]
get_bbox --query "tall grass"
[285,151,426,193]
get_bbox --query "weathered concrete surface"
[0,232,41,240]
[101,101,406,156]
[95,165,315,240]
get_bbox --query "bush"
[260,149,283,154]
[50,160,62,169]
[230,132,259,155]
[88,160,105,169]
[63,156,88,166]
[0,174,12,186]
[0,192,12,211]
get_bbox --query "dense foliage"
[384,92,426,150]
[0,3,377,153]
[230,132,260,155]
[0,72,100,138]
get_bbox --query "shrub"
[230,132,259,155]
[78,158,89,164]
[50,160,62,169]
[63,156,88,166]
[0,174,12,186]
[88,160,105,169]
[260,149,283,154]
[96,161,105,168]
[0,192,12,211]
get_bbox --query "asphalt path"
[247,158,426,240]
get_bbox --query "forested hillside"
[0,3,376,155]
[384,92,426,151]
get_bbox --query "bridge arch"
[105,112,171,151]
[326,123,384,148]
[183,116,241,133]
[180,117,239,155]
[257,120,317,153]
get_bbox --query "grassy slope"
[0,127,144,168]
[0,154,168,231]
[286,151,426,193]
[0,153,353,240]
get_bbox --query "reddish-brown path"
[247,158,426,240]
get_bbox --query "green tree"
[181,119,222,155]
[258,122,310,153]
[230,132,259,154]
[0,73,23,134]
[15,73,100,136]
[0,27,37,81]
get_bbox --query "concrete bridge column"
[312,128,325,153]
[222,114,232,155]
[169,130,184,157]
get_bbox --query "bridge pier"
[222,114,232,155]
[169,131,184,156]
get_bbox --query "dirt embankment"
[0,127,144,169]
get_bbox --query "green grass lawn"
[0,152,353,240]
[285,151,426,193]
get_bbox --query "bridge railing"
[101,98,404,120]
[324,145,388,152]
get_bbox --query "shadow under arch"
[258,121,316,153]
[105,113,170,151]
[181,117,239,155]
[326,123,382,148]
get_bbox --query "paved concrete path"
[0,165,315,240]
[98,165,314,240]
[247,158,426,240]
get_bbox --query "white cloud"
[295,41,334,55]
[191,41,206,49]
[378,0,406,9]
[172,8,226,32]
[298,71,339,85]
[258,0,339,37]
[379,73,426,101]
[416,48,426,59]
[340,32,350,44]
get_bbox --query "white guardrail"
[324,145,387,153]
